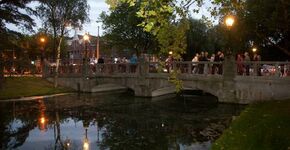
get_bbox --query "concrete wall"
[47,77,96,92]
[48,74,290,104]
[235,76,290,104]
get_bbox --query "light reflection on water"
[0,93,244,150]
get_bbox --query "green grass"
[212,100,290,150]
[0,77,73,100]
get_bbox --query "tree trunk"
[54,36,63,88]
[0,51,4,89]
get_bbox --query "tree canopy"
[0,0,35,49]
[0,0,36,89]
[100,2,158,56]
[239,0,290,56]
[37,0,90,87]
[106,0,290,58]
[37,0,90,59]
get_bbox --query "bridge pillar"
[220,55,237,103]
[134,60,152,97]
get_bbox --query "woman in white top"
[192,53,199,74]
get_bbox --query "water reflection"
[0,93,244,150]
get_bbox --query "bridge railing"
[43,58,138,77]
[236,61,290,77]
[88,63,138,76]
[148,61,224,75]
[43,59,290,78]
[43,60,140,77]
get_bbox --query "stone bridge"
[44,58,290,104]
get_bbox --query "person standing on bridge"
[244,52,251,76]
[192,53,199,74]
[237,54,244,75]
[97,56,105,72]
[130,54,138,73]
[253,53,262,76]
[165,55,173,73]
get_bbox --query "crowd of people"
[84,51,288,77]
[190,51,225,74]
[237,52,262,76]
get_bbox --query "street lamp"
[83,33,90,76]
[83,33,89,41]
[225,15,235,56]
[83,121,89,150]
[252,47,257,53]
[40,37,46,57]
[225,16,235,28]
[40,37,46,43]
[40,37,46,74]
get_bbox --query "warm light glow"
[83,140,89,150]
[225,16,235,27]
[169,51,173,55]
[40,37,45,43]
[252,48,257,52]
[40,117,46,124]
[83,33,89,41]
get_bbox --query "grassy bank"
[0,77,73,100]
[212,100,290,150]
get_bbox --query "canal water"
[0,92,244,150]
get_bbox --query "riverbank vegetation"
[0,77,73,100]
[212,100,290,150]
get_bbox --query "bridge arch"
[151,85,221,100]
[182,85,221,100]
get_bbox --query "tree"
[0,0,35,89]
[100,2,158,56]
[240,0,290,57]
[157,18,189,59]
[210,0,290,57]
[105,0,220,57]
[185,18,210,60]
[37,0,89,87]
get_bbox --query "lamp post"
[83,128,89,150]
[83,120,89,150]
[222,15,237,103]
[225,15,235,56]
[40,37,46,59]
[83,33,90,76]
[40,37,46,74]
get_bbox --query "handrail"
[43,60,290,78]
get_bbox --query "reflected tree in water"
[0,94,244,149]
[0,101,39,149]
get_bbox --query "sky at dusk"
[6,0,214,37]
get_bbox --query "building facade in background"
[67,32,97,64]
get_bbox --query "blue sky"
[81,0,110,36]
[6,0,214,37]
[6,0,110,36]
